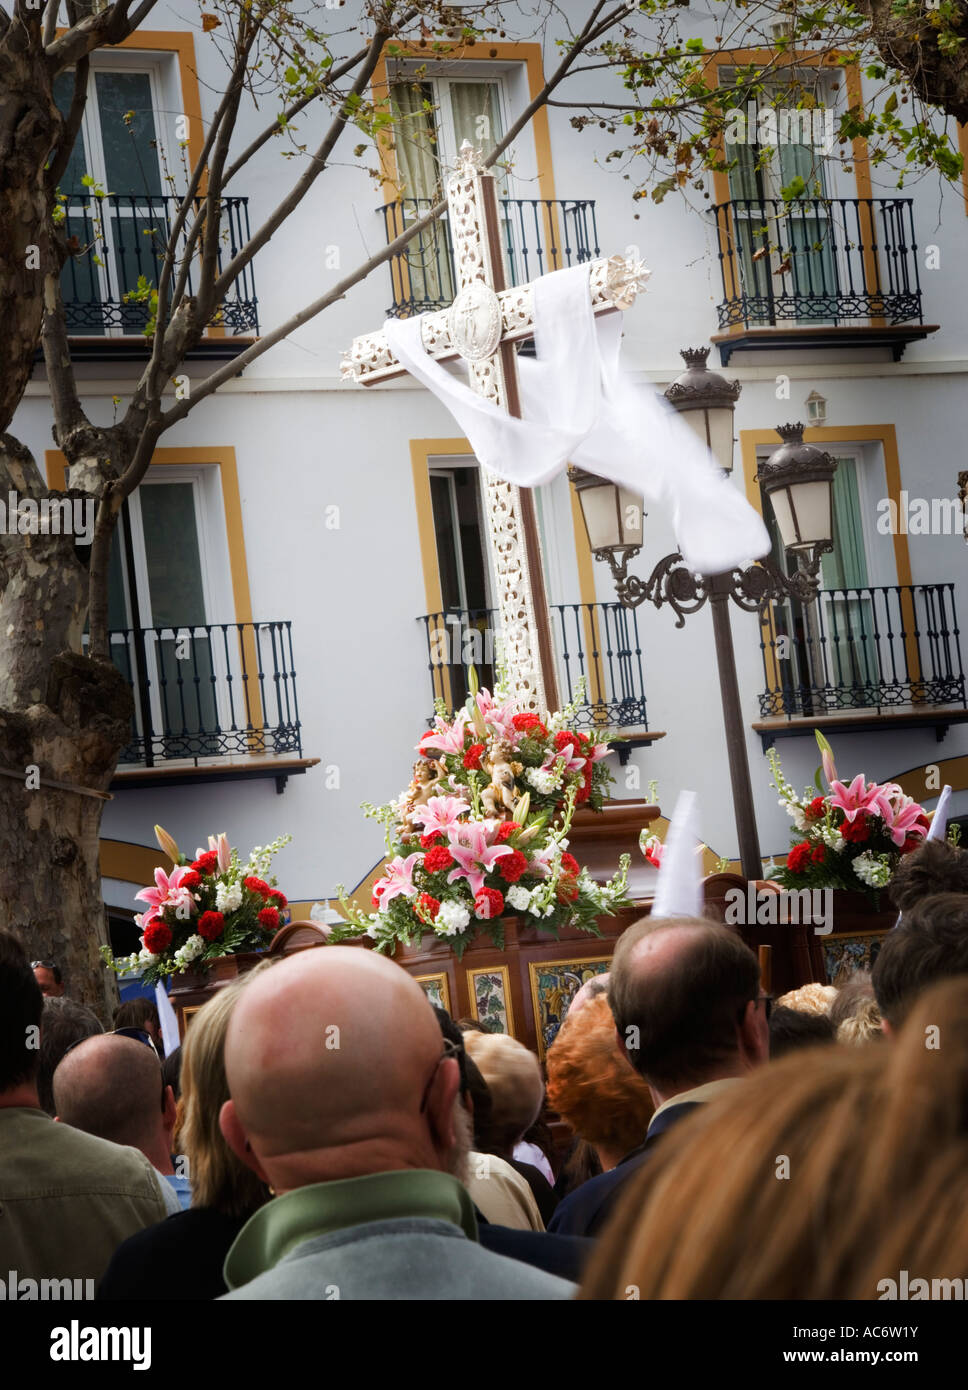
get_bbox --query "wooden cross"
[341,141,650,714]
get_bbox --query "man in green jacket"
[218,946,574,1300]
[0,932,170,1294]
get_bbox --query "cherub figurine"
[481,739,518,819]
[400,759,446,839]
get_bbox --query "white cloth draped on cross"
[385,263,771,577]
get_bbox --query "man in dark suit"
[549,918,769,1238]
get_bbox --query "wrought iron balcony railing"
[101,621,301,767]
[382,198,600,317]
[59,193,259,335]
[712,197,922,331]
[759,583,966,718]
[418,603,649,734]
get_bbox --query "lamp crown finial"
[680,347,710,369]
[777,422,806,443]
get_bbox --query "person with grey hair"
[37,996,103,1115]
[53,1034,188,1213]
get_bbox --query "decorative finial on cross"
[605,254,651,311]
[456,139,486,176]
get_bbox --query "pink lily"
[528,844,559,880]
[587,742,611,762]
[475,689,518,742]
[135,864,198,918]
[878,790,930,848]
[208,833,232,874]
[372,853,422,910]
[542,742,585,775]
[816,731,839,786]
[446,821,513,898]
[829,775,888,824]
[417,710,469,757]
[412,794,471,837]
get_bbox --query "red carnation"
[498,850,528,884]
[371,893,381,908]
[243,876,272,898]
[495,822,521,842]
[474,887,505,920]
[786,842,812,874]
[258,906,280,932]
[554,730,582,752]
[142,920,173,954]
[463,742,485,770]
[560,852,580,876]
[179,870,202,891]
[841,815,870,844]
[198,911,225,941]
[420,833,444,849]
[191,851,219,875]
[810,845,826,864]
[416,893,441,921]
[805,797,827,820]
[423,846,455,874]
[269,891,287,909]
[512,713,546,736]
[576,780,592,804]
[901,836,921,854]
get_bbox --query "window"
[721,70,839,326]
[104,469,235,762]
[53,61,169,334]
[388,71,515,309]
[761,451,882,708]
[428,462,494,704]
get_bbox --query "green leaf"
[884,91,898,115]
[780,174,806,201]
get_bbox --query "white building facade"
[11,2,968,943]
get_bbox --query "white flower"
[544,904,555,917]
[820,826,846,852]
[507,885,531,911]
[216,882,243,913]
[852,852,891,888]
[526,767,559,794]
[435,900,470,937]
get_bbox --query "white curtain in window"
[389,81,452,309]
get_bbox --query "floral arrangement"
[101,827,292,988]
[767,733,931,900]
[333,678,631,959]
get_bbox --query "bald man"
[53,1035,187,1214]
[218,947,573,1299]
[550,917,769,1239]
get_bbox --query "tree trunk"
[0,436,132,1022]
[0,39,61,436]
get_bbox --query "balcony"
[101,621,313,793]
[382,198,600,317]
[418,604,665,760]
[755,583,968,748]
[710,197,937,364]
[56,193,258,360]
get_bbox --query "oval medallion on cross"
[448,282,503,362]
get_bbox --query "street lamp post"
[569,349,838,882]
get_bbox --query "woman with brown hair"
[97,966,273,1301]
[580,977,968,1300]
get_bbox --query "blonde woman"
[97,966,273,1301]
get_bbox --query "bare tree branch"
[46,55,88,191]
[208,20,394,306]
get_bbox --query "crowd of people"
[2,836,968,1300]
